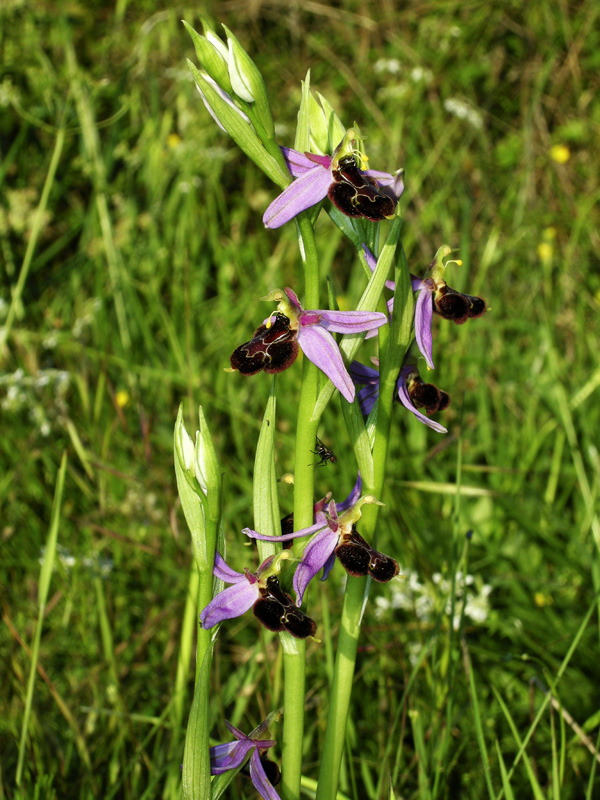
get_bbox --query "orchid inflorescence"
[176,17,489,800]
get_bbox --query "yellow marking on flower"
[550,144,570,164]
[167,133,181,149]
[116,390,129,408]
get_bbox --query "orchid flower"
[281,471,362,535]
[200,551,316,638]
[230,287,387,402]
[363,244,486,370]
[350,359,449,434]
[211,719,281,800]
[244,489,397,606]
[263,130,404,228]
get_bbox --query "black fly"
[311,437,337,467]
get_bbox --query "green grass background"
[2,0,600,798]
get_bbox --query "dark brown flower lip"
[253,575,317,639]
[230,313,299,376]
[328,155,396,222]
[335,525,399,583]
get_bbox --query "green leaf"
[253,379,281,563]
[294,69,311,153]
[181,648,213,800]
[222,25,275,139]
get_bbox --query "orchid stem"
[316,230,412,800]
[281,212,320,800]
[315,575,367,800]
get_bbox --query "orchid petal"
[336,472,362,513]
[363,168,404,201]
[210,739,254,772]
[396,374,448,434]
[313,309,388,334]
[357,384,378,416]
[283,287,303,312]
[213,551,246,583]
[200,580,259,629]
[249,748,282,800]
[320,550,336,582]
[225,721,248,740]
[281,146,331,177]
[293,528,338,605]
[414,286,435,369]
[369,169,405,200]
[297,324,355,402]
[263,166,331,228]
[242,520,326,542]
[350,360,380,384]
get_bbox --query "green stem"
[280,635,307,800]
[314,575,367,800]
[281,212,320,800]
[316,231,412,800]
[182,511,220,800]
[293,213,321,532]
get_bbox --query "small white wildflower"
[415,593,435,621]
[374,58,401,75]
[374,596,390,619]
[444,98,483,130]
[464,591,491,624]
[377,85,409,101]
[42,331,59,349]
[407,641,423,667]
[410,66,432,83]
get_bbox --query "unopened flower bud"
[222,26,275,137]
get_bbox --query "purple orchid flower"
[200,552,264,629]
[350,359,449,434]
[243,287,387,403]
[281,471,362,535]
[244,487,397,606]
[363,245,486,370]
[263,135,404,228]
[211,719,281,800]
[200,552,316,638]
